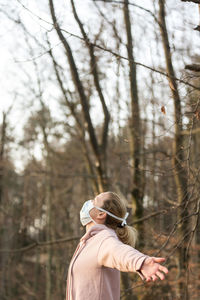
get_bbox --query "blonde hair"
[97,191,137,247]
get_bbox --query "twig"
[0,236,80,253]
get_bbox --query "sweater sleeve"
[97,235,149,279]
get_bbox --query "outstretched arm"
[97,233,168,281]
[97,236,149,274]
[139,257,168,282]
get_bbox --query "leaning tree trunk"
[71,0,110,179]
[49,0,110,193]
[158,1,190,298]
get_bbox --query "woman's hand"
[140,257,168,282]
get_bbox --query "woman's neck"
[86,221,96,232]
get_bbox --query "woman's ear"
[96,211,107,221]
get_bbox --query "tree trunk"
[0,112,6,204]
[123,0,144,242]
[32,248,40,300]
[45,171,53,300]
[0,112,10,299]
[158,1,190,298]
[39,105,53,300]
[122,2,144,299]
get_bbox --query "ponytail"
[115,225,137,247]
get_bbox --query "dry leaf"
[161,106,166,115]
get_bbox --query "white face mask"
[80,199,129,227]
[80,200,96,226]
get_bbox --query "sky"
[0,0,199,171]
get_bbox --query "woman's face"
[93,194,105,207]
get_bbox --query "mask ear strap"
[94,206,129,226]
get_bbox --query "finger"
[156,271,165,280]
[151,275,158,281]
[153,257,166,263]
[145,276,151,282]
[159,265,169,274]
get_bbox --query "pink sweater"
[66,224,149,300]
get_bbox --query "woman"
[66,191,168,300]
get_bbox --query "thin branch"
[131,209,167,225]
[185,64,200,72]
[0,236,80,253]
[181,0,200,4]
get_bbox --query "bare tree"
[49,0,111,193]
